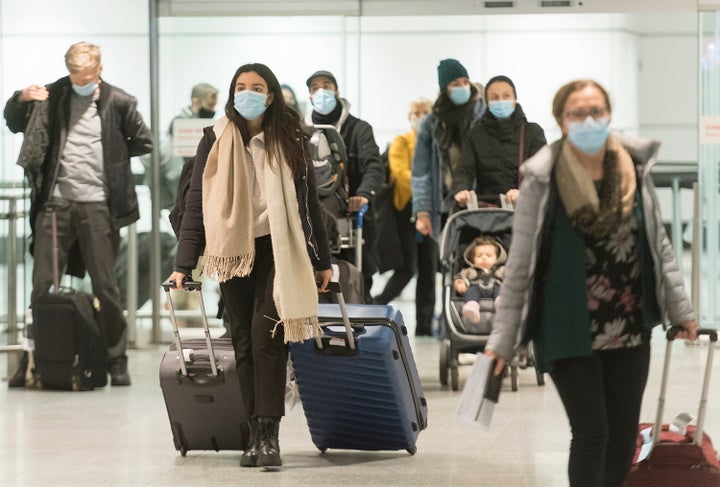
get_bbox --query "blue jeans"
[31,199,126,358]
[549,342,650,487]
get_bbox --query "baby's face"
[473,244,498,270]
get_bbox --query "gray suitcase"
[159,280,247,456]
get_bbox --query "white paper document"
[457,352,502,428]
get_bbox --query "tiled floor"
[2,282,719,487]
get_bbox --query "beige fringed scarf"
[202,117,321,343]
[555,135,637,238]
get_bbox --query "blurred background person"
[4,41,153,387]
[146,82,219,210]
[281,83,303,117]
[411,58,486,336]
[306,70,384,301]
[373,98,433,320]
[452,75,546,209]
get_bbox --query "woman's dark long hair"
[225,63,308,177]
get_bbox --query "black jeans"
[220,235,287,418]
[549,343,650,487]
[32,199,126,358]
[415,234,439,336]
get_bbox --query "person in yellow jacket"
[373,97,434,335]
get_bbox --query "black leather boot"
[8,351,29,388]
[109,356,131,386]
[256,417,282,467]
[240,417,260,467]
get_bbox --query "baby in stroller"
[453,236,506,331]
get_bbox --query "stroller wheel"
[510,364,518,391]
[439,339,450,386]
[451,364,459,391]
[525,342,544,386]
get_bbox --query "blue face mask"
[311,88,337,115]
[72,81,98,97]
[488,100,515,119]
[234,90,268,121]
[448,85,471,106]
[567,117,610,155]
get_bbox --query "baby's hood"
[462,236,508,277]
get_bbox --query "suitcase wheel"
[407,446,417,455]
[180,446,188,457]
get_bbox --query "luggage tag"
[669,412,693,436]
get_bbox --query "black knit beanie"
[437,59,469,91]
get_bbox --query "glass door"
[698,9,720,328]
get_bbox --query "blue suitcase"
[289,283,427,454]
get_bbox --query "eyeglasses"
[563,107,609,122]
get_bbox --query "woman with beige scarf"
[483,79,698,487]
[168,63,332,468]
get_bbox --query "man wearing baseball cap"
[306,70,384,302]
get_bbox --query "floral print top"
[585,205,648,350]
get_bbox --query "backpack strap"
[168,155,196,238]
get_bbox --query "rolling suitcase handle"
[653,326,717,447]
[49,205,60,293]
[354,203,368,272]
[316,281,356,351]
[161,280,218,377]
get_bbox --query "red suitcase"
[624,327,720,486]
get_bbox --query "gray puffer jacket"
[485,132,695,362]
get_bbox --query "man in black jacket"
[4,41,153,387]
[305,70,384,301]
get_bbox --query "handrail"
[649,165,698,271]
[0,188,30,376]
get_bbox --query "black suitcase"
[159,280,248,456]
[31,206,108,391]
[318,258,363,304]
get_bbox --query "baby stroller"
[438,203,544,391]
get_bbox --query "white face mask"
[311,88,337,115]
[233,90,268,120]
[72,81,98,97]
[410,116,423,132]
[567,117,610,155]
[448,85,471,105]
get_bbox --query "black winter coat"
[174,125,332,276]
[4,76,153,276]
[451,103,546,202]
[5,76,153,230]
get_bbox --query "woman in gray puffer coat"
[484,79,697,487]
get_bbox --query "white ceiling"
[157,0,702,17]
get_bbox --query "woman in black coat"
[452,75,546,208]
